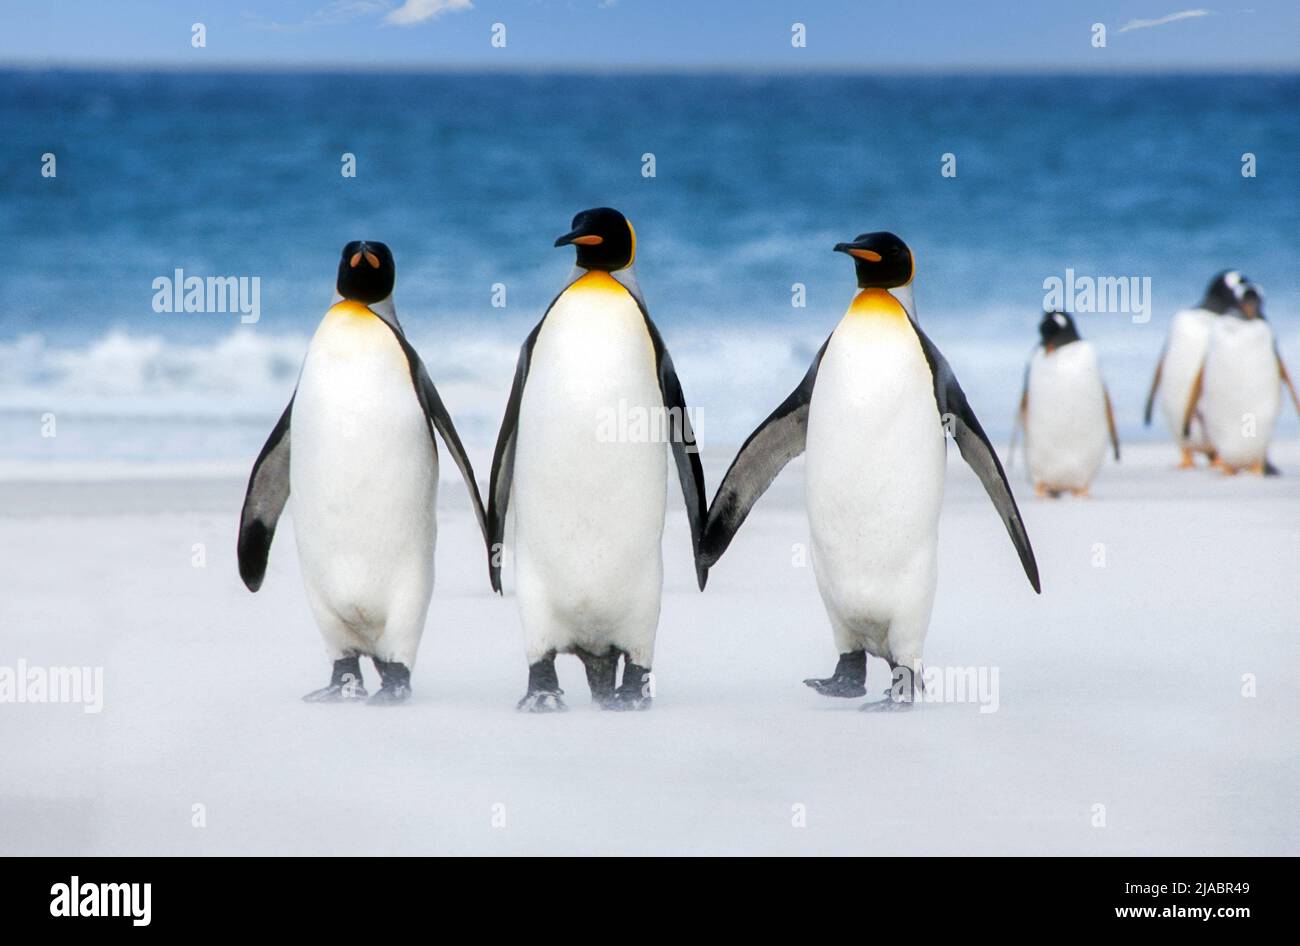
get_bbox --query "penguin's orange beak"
[350,251,381,268]
[555,227,604,247]
[834,241,883,262]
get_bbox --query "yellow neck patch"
[327,299,378,320]
[847,288,908,320]
[570,270,629,295]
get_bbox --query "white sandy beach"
[0,440,1297,856]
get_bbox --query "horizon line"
[2,60,1298,77]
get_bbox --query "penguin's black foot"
[367,684,412,705]
[516,690,567,713]
[804,677,868,698]
[607,662,653,711]
[368,659,412,706]
[517,653,565,713]
[608,692,652,711]
[303,683,369,703]
[575,646,620,706]
[860,696,916,712]
[803,650,867,698]
[302,656,368,703]
[861,661,920,711]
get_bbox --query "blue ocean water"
[1,70,1297,460]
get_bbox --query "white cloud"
[384,0,474,26]
[1117,9,1212,33]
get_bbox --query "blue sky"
[3,1,1297,69]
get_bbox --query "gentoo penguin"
[487,207,707,713]
[1183,284,1300,475]
[701,232,1039,709]
[1144,271,1252,467]
[238,241,490,704]
[1012,312,1120,498]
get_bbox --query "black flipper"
[1277,346,1300,419]
[486,318,545,594]
[1181,365,1205,439]
[913,325,1042,594]
[636,305,709,590]
[1143,344,1166,427]
[701,337,830,569]
[385,327,491,566]
[1104,386,1121,462]
[237,396,294,592]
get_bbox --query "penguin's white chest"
[804,291,945,645]
[1200,318,1280,466]
[511,272,667,648]
[289,302,437,640]
[1025,341,1108,490]
[1159,308,1215,445]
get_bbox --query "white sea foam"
[1,317,1294,463]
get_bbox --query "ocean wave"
[0,330,307,415]
[0,323,832,423]
[0,325,840,460]
[1,318,1294,463]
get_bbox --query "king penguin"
[1143,271,1252,467]
[1183,283,1300,475]
[237,241,490,704]
[1012,311,1120,498]
[700,232,1039,709]
[487,207,708,712]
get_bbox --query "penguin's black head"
[337,241,395,304]
[1201,270,1250,315]
[1039,311,1081,351]
[1239,285,1264,320]
[833,232,913,289]
[555,207,636,271]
